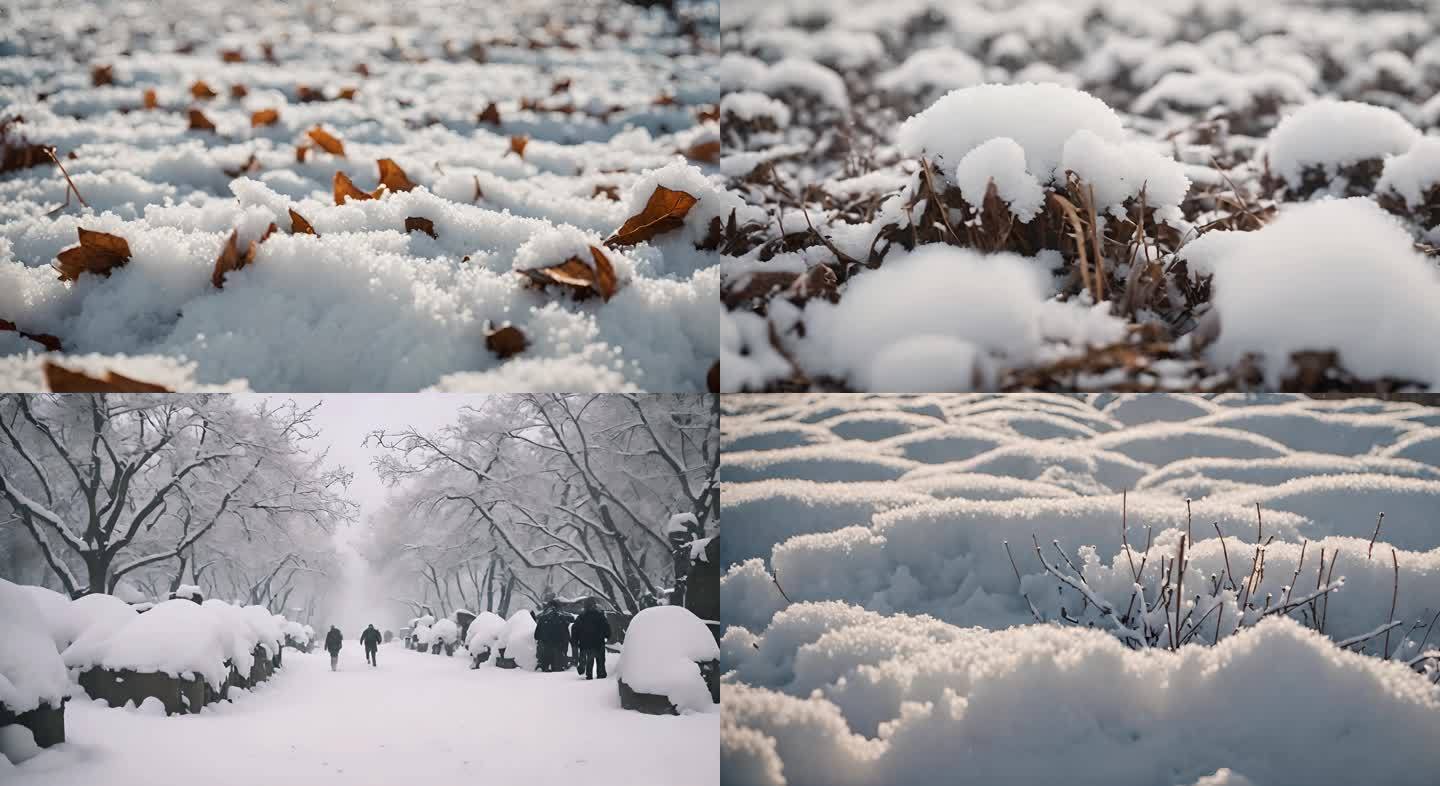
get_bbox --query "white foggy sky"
[235,394,485,516]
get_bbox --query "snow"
[93,599,233,690]
[0,579,68,715]
[1377,136,1440,210]
[499,610,538,671]
[0,725,42,765]
[951,138,1047,223]
[722,393,1440,783]
[464,611,507,655]
[0,0,720,392]
[1265,100,1421,189]
[60,595,138,670]
[4,646,716,785]
[1198,199,1440,388]
[429,618,459,646]
[616,606,718,714]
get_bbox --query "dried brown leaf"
[289,208,317,235]
[509,135,529,159]
[333,171,375,204]
[221,49,245,63]
[517,245,619,302]
[190,80,218,100]
[308,126,346,157]
[211,229,241,289]
[0,318,62,352]
[230,84,248,99]
[223,153,260,177]
[251,108,280,128]
[43,361,171,393]
[684,139,720,164]
[477,102,501,126]
[404,216,437,238]
[188,109,216,132]
[605,185,697,247]
[377,158,415,192]
[142,88,158,110]
[92,65,114,87]
[485,324,528,359]
[55,228,132,282]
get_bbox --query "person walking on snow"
[571,598,611,680]
[361,624,382,667]
[534,599,574,672]
[325,625,344,671]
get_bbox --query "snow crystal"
[1265,100,1421,188]
[616,606,718,714]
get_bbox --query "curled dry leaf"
[0,318,62,352]
[220,49,245,63]
[296,85,322,103]
[354,63,371,77]
[404,216,437,238]
[142,88,158,110]
[377,158,415,192]
[605,185,697,247]
[223,153,260,177]
[509,135,528,159]
[43,361,171,393]
[551,78,571,95]
[517,244,619,302]
[230,84,248,99]
[188,109,216,132]
[653,94,677,106]
[289,208,317,235]
[0,118,52,175]
[55,228,132,282]
[684,139,720,164]
[333,171,380,204]
[251,108,279,127]
[485,324,528,359]
[307,125,346,157]
[92,65,114,87]
[295,144,310,163]
[592,184,620,201]
[212,222,279,289]
[338,87,358,100]
[697,104,720,123]
[190,80,218,100]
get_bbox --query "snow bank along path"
[0,0,720,391]
[721,393,1440,786]
[5,644,716,785]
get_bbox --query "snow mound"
[499,610,538,670]
[1376,136,1440,210]
[96,599,233,689]
[61,594,140,670]
[617,606,719,714]
[1266,100,1421,189]
[430,618,460,646]
[464,611,508,656]
[0,579,69,715]
[1198,198,1440,387]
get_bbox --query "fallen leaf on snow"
[43,361,171,393]
[188,109,216,132]
[190,80,218,99]
[404,216,437,238]
[509,135,529,159]
[213,222,278,288]
[377,158,415,192]
[517,245,619,302]
[308,126,346,157]
[605,185,697,247]
[0,319,62,352]
[485,324,528,359]
[142,89,158,110]
[592,184,620,201]
[55,228,132,282]
[223,153,260,177]
[478,102,501,126]
[333,171,378,204]
[251,108,280,127]
[92,66,114,87]
[230,84,248,99]
[221,49,245,63]
[289,208,317,235]
[684,139,720,164]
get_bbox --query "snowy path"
[9,644,716,785]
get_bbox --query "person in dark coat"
[534,600,574,672]
[324,626,343,671]
[571,598,611,680]
[360,624,382,667]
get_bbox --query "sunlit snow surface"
[0,0,720,391]
[721,393,1440,786]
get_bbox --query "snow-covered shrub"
[61,594,139,670]
[616,606,719,715]
[430,618,460,653]
[1264,100,1420,197]
[0,579,69,718]
[496,610,538,671]
[464,611,507,666]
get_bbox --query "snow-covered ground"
[719,0,1440,392]
[6,644,717,785]
[721,393,1440,785]
[0,0,720,391]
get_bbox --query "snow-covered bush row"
[719,0,1440,392]
[723,393,1440,783]
[615,605,719,715]
[464,611,507,658]
[0,0,722,391]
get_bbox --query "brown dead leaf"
[477,102,501,126]
[551,78,571,95]
[262,43,278,64]
[333,171,377,204]
[55,228,132,282]
[707,361,719,394]
[289,208,317,235]
[296,85,322,103]
[485,324,528,359]
[190,80,218,100]
[684,139,720,164]
[653,94,677,106]
[308,126,346,157]
[605,185,697,247]
[338,87,358,100]
[517,245,618,302]
[230,84,248,99]
[509,135,529,159]
[211,229,241,289]
[354,63,371,77]
[43,361,171,393]
[404,216,437,238]
[0,318,62,352]
[251,108,280,128]
[223,153,260,177]
[592,184,620,201]
[142,89,158,110]
[92,65,114,87]
[243,222,278,266]
[697,104,720,123]
[221,49,245,63]
[188,109,216,132]
[295,144,310,163]
[377,158,415,192]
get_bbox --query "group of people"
[324,623,383,670]
[534,597,612,679]
[320,599,610,679]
